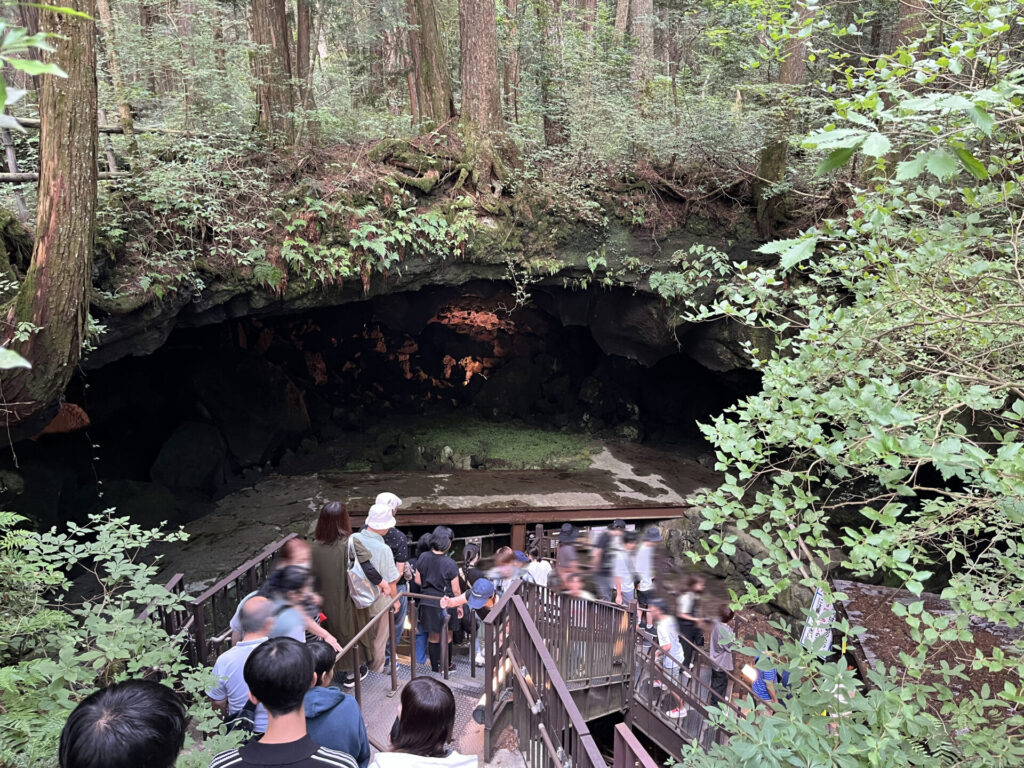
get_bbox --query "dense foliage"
[672,0,1024,764]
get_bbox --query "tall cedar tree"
[753,2,808,237]
[0,0,98,431]
[536,0,568,145]
[459,0,505,191]
[407,0,455,126]
[250,0,295,142]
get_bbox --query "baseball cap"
[559,523,579,542]
[466,578,496,610]
[643,526,663,542]
[513,550,530,564]
[609,519,627,530]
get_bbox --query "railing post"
[353,645,362,706]
[469,607,477,680]
[388,605,398,692]
[409,597,418,680]
[192,602,208,666]
[484,618,495,759]
[441,608,450,680]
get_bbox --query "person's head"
[430,527,453,554]
[622,531,637,549]
[648,598,668,621]
[686,574,706,593]
[466,578,496,611]
[643,525,662,545]
[493,546,516,577]
[559,523,579,543]
[392,677,456,757]
[718,605,734,624]
[527,546,540,562]
[513,550,530,566]
[59,679,187,768]
[375,491,403,511]
[307,640,338,687]
[565,572,585,596]
[366,503,396,533]
[463,542,481,567]
[609,519,627,537]
[239,595,275,638]
[416,532,434,557]
[280,538,312,569]
[268,565,312,604]
[314,501,351,544]
[243,637,315,716]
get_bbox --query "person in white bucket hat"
[351,503,398,672]
[375,492,403,511]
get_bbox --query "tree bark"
[501,0,521,122]
[459,0,505,192]
[896,0,925,46]
[613,0,628,40]
[579,0,596,35]
[95,0,139,155]
[250,0,295,143]
[753,3,808,237]
[535,0,568,146]
[406,0,455,127]
[629,0,653,84]
[1,0,98,430]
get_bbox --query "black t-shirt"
[416,551,459,597]
[212,735,357,767]
[596,531,615,577]
[459,565,487,593]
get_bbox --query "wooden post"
[98,108,118,172]
[0,123,28,222]
[511,523,526,552]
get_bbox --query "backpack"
[347,534,380,609]
[225,699,257,735]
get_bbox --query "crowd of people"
[58,501,745,768]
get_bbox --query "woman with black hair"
[414,527,462,673]
[369,678,475,767]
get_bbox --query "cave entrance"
[0,282,760,537]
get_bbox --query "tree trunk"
[295,0,320,143]
[753,3,808,237]
[629,0,653,85]
[896,0,924,46]
[16,2,41,91]
[579,0,596,35]
[406,0,455,127]
[535,0,568,146]
[501,0,520,122]
[95,0,139,155]
[1,0,98,430]
[613,0,628,40]
[459,0,505,192]
[250,0,295,143]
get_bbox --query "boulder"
[150,421,230,496]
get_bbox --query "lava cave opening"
[0,282,760,530]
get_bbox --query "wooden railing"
[185,533,298,665]
[613,723,660,768]
[628,625,767,754]
[519,583,636,687]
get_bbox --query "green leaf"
[0,347,31,369]
[966,106,994,136]
[861,133,892,158]
[954,148,988,180]
[6,59,66,77]
[895,155,925,181]
[20,4,95,19]
[756,235,820,271]
[924,149,958,180]
[816,146,857,176]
